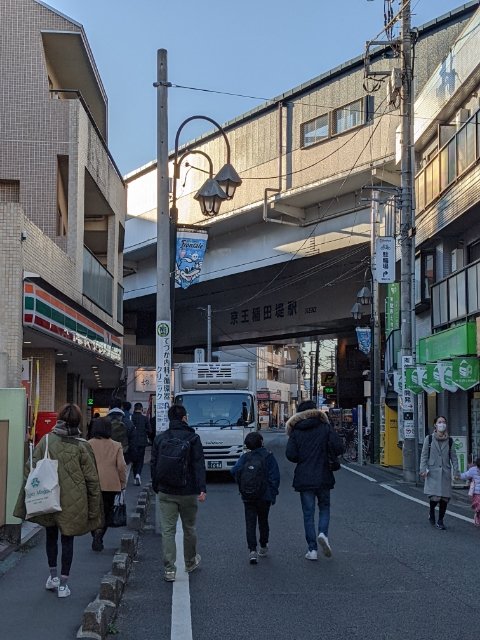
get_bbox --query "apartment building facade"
[0,0,126,536]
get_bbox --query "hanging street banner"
[175,229,208,289]
[437,361,458,393]
[385,282,400,337]
[375,237,395,284]
[356,326,371,354]
[405,366,423,395]
[425,363,443,393]
[452,357,480,391]
[416,364,435,393]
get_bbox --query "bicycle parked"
[337,425,370,464]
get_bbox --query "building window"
[468,239,480,265]
[301,114,329,148]
[332,99,363,135]
[415,250,435,307]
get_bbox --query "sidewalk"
[0,468,146,640]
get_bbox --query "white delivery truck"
[173,362,257,472]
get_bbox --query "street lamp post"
[154,49,242,434]
[351,269,381,464]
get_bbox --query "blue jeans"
[300,489,331,551]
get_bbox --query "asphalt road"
[114,432,479,640]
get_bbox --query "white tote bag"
[25,434,62,518]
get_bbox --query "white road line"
[380,483,474,523]
[171,524,193,640]
[341,464,474,524]
[340,464,377,482]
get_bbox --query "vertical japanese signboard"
[375,237,395,284]
[155,321,171,434]
[401,355,415,440]
[385,282,400,336]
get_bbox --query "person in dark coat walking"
[231,431,280,564]
[151,404,206,582]
[285,400,343,561]
[131,402,150,485]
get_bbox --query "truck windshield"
[175,393,254,427]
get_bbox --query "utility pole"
[155,49,171,434]
[207,304,212,361]
[313,339,320,404]
[371,190,382,464]
[399,2,417,481]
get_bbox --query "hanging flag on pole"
[175,229,208,289]
[356,327,371,354]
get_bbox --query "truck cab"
[174,362,257,472]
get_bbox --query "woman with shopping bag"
[14,403,102,598]
[88,416,127,551]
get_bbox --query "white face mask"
[436,422,447,432]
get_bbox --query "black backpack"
[238,450,268,501]
[153,433,195,490]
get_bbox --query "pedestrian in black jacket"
[231,431,280,564]
[151,404,206,582]
[285,400,343,561]
[131,403,150,485]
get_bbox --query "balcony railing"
[83,246,113,315]
[50,89,124,185]
[431,257,480,329]
[117,283,124,325]
[415,108,480,214]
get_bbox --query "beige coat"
[88,438,127,492]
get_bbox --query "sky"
[44,0,474,176]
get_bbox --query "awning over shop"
[23,282,122,364]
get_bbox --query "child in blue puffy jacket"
[231,432,280,565]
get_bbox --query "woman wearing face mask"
[419,416,459,530]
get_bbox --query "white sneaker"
[45,576,60,590]
[318,533,332,557]
[258,546,268,557]
[305,549,318,560]
[249,551,258,564]
[57,584,71,598]
[135,474,141,486]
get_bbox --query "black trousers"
[132,447,146,477]
[243,500,271,551]
[45,525,74,576]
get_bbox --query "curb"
[76,486,152,639]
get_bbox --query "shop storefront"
[257,389,287,429]
[405,321,480,459]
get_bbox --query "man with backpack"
[151,404,206,582]
[231,432,280,565]
[108,398,134,462]
[130,403,150,485]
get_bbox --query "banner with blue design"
[356,327,371,354]
[175,229,208,289]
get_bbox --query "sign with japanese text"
[134,368,156,393]
[385,282,400,336]
[155,321,171,433]
[375,237,395,284]
[425,363,443,393]
[404,366,423,395]
[401,356,414,440]
[452,357,479,391]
